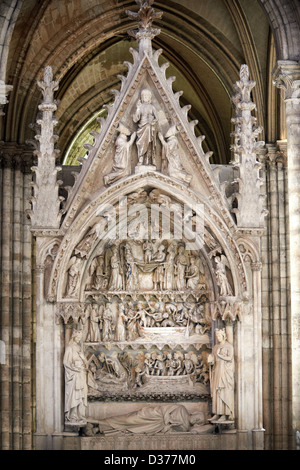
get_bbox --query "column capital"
[251,261,262,272]
[273,60,300,101]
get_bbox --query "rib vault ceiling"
[2,0,275,165]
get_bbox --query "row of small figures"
[73,300,211,343]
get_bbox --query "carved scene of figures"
[84,239,207,294]
[84,346,210,399]
[78,297,211,345]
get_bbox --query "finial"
[126,0,163,54]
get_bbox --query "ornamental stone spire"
[28,66,64,230]
[230,64,267,228]
[126,0,163,57]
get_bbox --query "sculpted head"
[215,328,227,342]
[72,330,82,343]
[141,89,152,103]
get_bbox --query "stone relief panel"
[84,239,208,295]
[58,181,239,432]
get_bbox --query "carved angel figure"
[65,256,82,297]
[104,124,136,186]
[214,255,233,297]
[158,126,192,184]
[133,89,158,166]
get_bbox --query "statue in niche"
[186,257,205,290]
[63,330,87,424]
[208,328,235,423]
[164,243,176,290]
[85,304,101,343]
[65,255,82,297]
[152,245,166,289]
[158,126,192,184]
[108,245,123,291]
[124,243,139,290]
[133,89,158,167]
[115,304,127,342]
[104,124,136,186]
[102,304,114,342]
[214,255,233,297]
[175,245,189,290]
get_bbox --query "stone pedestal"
[135,164,156,174]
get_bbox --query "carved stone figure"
[104,124,136,185]
[108,245,123,291]
[102,304,114,342]
[85,304,101,342]
[115,304,127,342]
[186,257,205,290]
[134,366,146,388]
[208,328,235,422]
[159,126,192,184]
[133,89,158,167]
[95,352,127,385]
[65,256,82,297]
[89,255,107,290]
[126,302,140,341]
[105,352,128,383]
[124,244,139,290]
[183,353,195,375]
[63,330,88,424]
[93,403,191,434]
[143,240,154,263]
[214,255,233,297]
[136,301,150,328]
[164,243,176,290]
[152,245,166,289]
[175,245,189,290]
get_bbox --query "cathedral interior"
[0,0,300,451]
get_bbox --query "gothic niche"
[60,184,236,429]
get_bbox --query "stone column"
[251,261,264,449]
[273,61,300,446]
[1,155,12,450]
